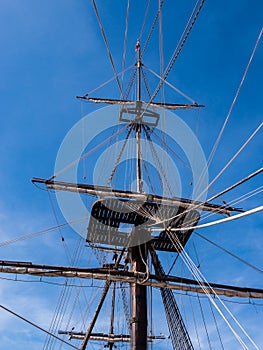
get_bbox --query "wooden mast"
[130,39,148,350]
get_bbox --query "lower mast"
[129,235,148,350]
[129,40,148,350]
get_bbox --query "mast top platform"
[87,197,200,251]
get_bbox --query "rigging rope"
[151,121,263,228]
[124,67,137,99]
[106,124,133,186]
[52,124,127,179]
[121,0,130,88]
[158,0,165,106]
[138,0,152,42]
[0,218,86,247]
[151,0,205,101]
[166,232,259,349]
[141,67,152,99]
[91,0,123,97]
[150,246,194,350]
[153,205,263,232]
[144,65,197,104]
[206,27,263,169]
[194,231,263,275]
[208,298,225,349]
[43,282,68,350]
[141,0,165,57]
[0,305,78,349]
[193,240,225,349]
[83,65,134,97]
[120,282,130,328]
[195,184,263,226]
[44,218,89,349]
[48,190,72,265]
[143,125,174,197]
[207,167,263,203]
[189,294,202,350]
[197,292,212,350]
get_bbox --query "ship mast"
[136,40,142,193]
[130,39,148,350]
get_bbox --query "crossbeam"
[32,178,243,216]
[76,96,205,110]
[1,260,262,299]
[58,331,165,343]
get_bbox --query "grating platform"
[87,198,200,251]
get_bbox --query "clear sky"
[0,1,262,349]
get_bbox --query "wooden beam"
[32,178,243,215]
[75,96,205,110]
[1,261,263,299]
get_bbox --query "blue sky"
[0,0,263,349]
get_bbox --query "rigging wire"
[143,125,174,196]
[208,298,225,350]
[194,231,263,275]
[193,119,263,209]
[194,183,263,228]
[45,194,86,349]
[51,123,127,179]
[132,0,206,130]
[72,281,102,330]
[0,304,78,350]
[197,292,212,350]
[82,64,134,97]
[164,204,263,232]
[120,282,130,328]
[58,236,92,349]
[141,67,152,99]
[144,65,197,104]
[166,232,260,349]
[43,281,68,350]
[91,0,123,97]
[194,27,263,196]
[121,0,130,88]
[151,122,263,228]
[48,250,88,349]
[43,202,89,349]
[106,124,133,186]
[142,161,156,193]
[206,27,263,169]
[192,240,212,348]
[151,128,191,170]
[47,190,72,264]
[124,68,137,99]
[58,285,83,350]
[189,294,202,350]
[138,0,152,42]
[188,178,263,227]
[151,0,205,101]
[207,167,263,203]
[141,0,165,57]
[0,217,86,248]
[123,0,152,99]
[193,239,225,349]
[158,0,165,111]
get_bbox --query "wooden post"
[129,235,148,350]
